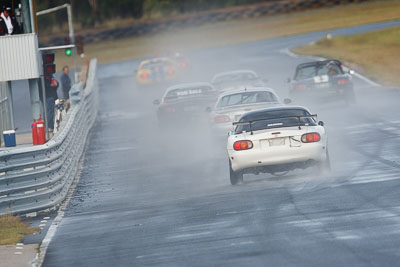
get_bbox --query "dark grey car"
[289,60,356,104]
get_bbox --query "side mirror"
[348,70,355,75]
[283,98,292,105]
[153,99,160,105]
[318,121,325,126]
[205,107,212,113]
[228,130,235,136]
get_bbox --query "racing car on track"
[211,70,267,92]
[289,60,355,104]
[136,57,178,85]
[170,52,191,72]
[227,106,330,185]
[153,82,217,128]
[208,87,284,136]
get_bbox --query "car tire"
[229,160,243,185]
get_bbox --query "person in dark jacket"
[0,7,21,36]
[61,66,72,99]
[39,76,59,131]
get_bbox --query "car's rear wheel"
[229,160,243,185]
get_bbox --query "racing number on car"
[313,75,329,83]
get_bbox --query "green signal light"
[65,48,72,56]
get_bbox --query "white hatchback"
[211,70,266,92]
[209,88,282,136]
[227,106,330,185]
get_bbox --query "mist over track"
[42,23,400,266]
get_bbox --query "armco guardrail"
[47,0,366,46]
[0,59,98,216]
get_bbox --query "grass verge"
[0,215,40,245]
[293,26,400,87]
[52,0,400,69]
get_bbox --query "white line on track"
[35,152,87,266]
[351,71,380,87]
[278,48,298,58]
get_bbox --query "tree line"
[36,0,270,29]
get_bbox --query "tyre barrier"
[0,59,99,216]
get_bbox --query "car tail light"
[214,115,230,123]
[301,132,321,143]
[163,106,176,113]
[167,69,174,75]
[295,83,306,90]
[233,140,253,151]
[141,73,148,79]
[338,78,349,85]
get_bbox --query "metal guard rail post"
[0,58,99,216]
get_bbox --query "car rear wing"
[232,114,318,133]
[232,114,318,126]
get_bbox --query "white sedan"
[227,106,330,185]
[208,88,283,136]
[211,70,267,92]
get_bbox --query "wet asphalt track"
[42,21,400,266]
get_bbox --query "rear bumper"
[290,85,353,100]
[228,142,327,172]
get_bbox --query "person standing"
[0,6,20,36]
[39,76,59,131]
[61,66,72,99]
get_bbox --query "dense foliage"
[35,0,270,28]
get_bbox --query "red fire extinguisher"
[32,120,38,145]
[36,115,46,145]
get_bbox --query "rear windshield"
[217,91,278,108]
[214,72,258,84]
[141,60,172,69]
[235,109,316,133]
[295,62,343,80]
[164,86,214,100]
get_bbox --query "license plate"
[268,138,285,146]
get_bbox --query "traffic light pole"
[66,4,78,83]
[37,3,78,83]
[38,53,49,140]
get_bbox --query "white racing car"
[227,106,330,185]
[211,70,266,92]
[208,87,284,136]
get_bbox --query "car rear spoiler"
[232,114,318,126]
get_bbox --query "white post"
[6,82,15,130]
[67,4,78,83]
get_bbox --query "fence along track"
[0,59,99,216]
